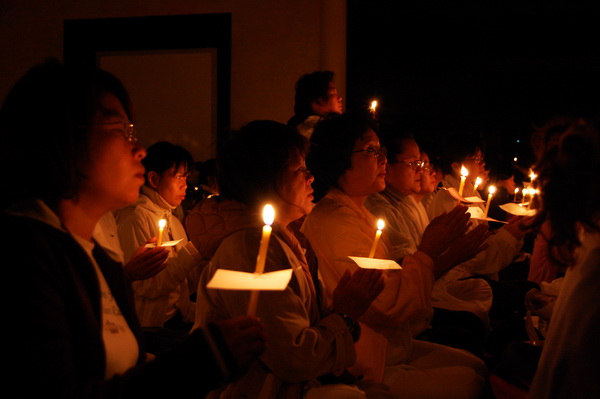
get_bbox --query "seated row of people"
[6,61,594,398]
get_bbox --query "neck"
[56,197,106,241]
[413,192,425,202]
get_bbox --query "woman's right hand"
[123,238,169,281]
[418,205,471,259]
[332,268,385,321]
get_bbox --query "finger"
[337,269,352,289]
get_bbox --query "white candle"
[368,219,385,258]
[514,187,519,202]
[483,186,496,218]
[458,165,469,196]
[521,188,529,204]
[527,189,537,211]
[157,219,167,247]
[247,204,275,316]
[473,177,482,192]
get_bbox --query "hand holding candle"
[247,204,275,316]
[368,219,385,258]
[157,219,167,247]
[483,186,496,218]
[458,165,469,197]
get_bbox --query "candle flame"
[262,204,275,225]
[523,188,529,195]
[529,169,537,181]
[377,219,385,230]
[370,100,378,111]
[488,185,496,194]
[460,165,469,177]
[514,188,519,194]
[474,177,482,189]
[158,219,167,228]
[514,157,518,162]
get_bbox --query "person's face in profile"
[150,165,189,207]
[82,93,146,210]
[313,81,343,115]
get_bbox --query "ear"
[311,98,326,114]
[147,171,161,189]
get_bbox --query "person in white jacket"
[116,141,202,330]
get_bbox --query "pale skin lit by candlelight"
[157,218,167,247]
[368,219,385,258]
[247,204,275,316]
[483,185,496,218]
[458,165,469,197]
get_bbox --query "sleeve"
[3,219,235,399]
[199,230,356,383]
[457,227,522,276]
[116,207,200,299]
[303,208,435,338]
[366,196,418,261]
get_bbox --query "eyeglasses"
[394,159,425,171]
[352,146,387,158]
[97,120,138,143]
[421,162,432,172]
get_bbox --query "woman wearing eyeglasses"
[302,112,487,399]
[0,61,265,398]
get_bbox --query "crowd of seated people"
[1,60,598,399]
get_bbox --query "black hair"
[377,121,416,164]
[288,70,335,127]
[438,131,485,176]
[218,120,308,207]
[0,59,131,210]
[143,141,194,183]
[532,120,600,266]
[307,111,378,202]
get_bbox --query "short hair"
[218,120,308,207]
[291,70,335,119]
[438,131,485,176]
[307,112,378,201]
[377,122,416,163]
[0,59,131,210]
[143,141,194,183]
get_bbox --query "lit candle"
[483,186,496,218]
[458,165,469,197]
[473,177,482,192]
[247,204,275,316]
[157,219,167,247]
[368,219,385,258]
[521,188,529,204]
[529,169,537,183]
[527,189,537,211]
[514,187,519,202]
[514,157,518,162]
[370,100,378,114]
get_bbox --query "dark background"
[347,1,600,169]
